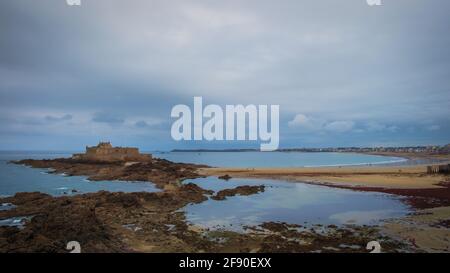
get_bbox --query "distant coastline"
[172,144,450,154]
[171,144,450,162]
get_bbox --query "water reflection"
[183,177,410,231]
[0,160,160,197]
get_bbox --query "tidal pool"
[183,177,411,231]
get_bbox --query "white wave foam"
[303,158,408,168]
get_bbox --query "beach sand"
[199,164,449,189]
[382,206,450,253]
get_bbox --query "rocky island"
[13,142,207,189]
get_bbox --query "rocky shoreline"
[0,189,408,253]
[1,158,282,252]
[0,184,211,252]
[13,157,208,189]
[1,156,448,252]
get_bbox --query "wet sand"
[199,164,449,189]
[382,206,450,253]
[357,151,450,161]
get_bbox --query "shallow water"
[157,151,407,168]
[0,152,160,197]
[0,216,30,229]
[183,177,411,231]
[0,203,15,211]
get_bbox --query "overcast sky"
[0,0,449,151]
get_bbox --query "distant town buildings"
[279,144,450,154]
[172,144,450,154]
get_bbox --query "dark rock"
[211,185,265,200]
[218,174,232,181]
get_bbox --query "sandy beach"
[199,163,450,190]
[382,206,450,252]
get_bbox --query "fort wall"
[72,142,152,162]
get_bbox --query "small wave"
[303,158,408,168]
[0,216,31,229]
[0,203,16,211]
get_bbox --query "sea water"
[0,151,159,197]
[156,151,407,168]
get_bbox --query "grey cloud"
[427,125,441,131]
[288,114,354,133]
[135,121,149,128]
[324,121,355,133]
[45,114,72,122]
[0,0,449,149]
[92,112,124,125]
[134,120,162,129]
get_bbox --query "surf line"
[171,96,279,151]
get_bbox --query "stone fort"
[72,142,152,162]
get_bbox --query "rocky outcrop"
[13,157,209,189]
[0,184,212,253]
[211,185,265,200]
[218,174,232,181]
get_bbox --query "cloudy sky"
[0,0,449,151]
